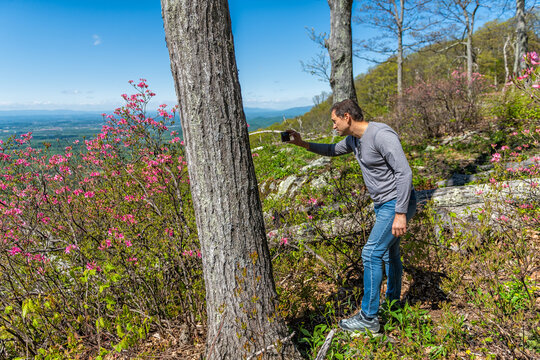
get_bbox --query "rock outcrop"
[264,156,538,246]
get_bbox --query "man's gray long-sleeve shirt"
[308,121,413,213]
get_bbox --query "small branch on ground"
[315,329,336,360]
[246,331,296,360]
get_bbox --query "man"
[286,99,416,333]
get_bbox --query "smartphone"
[280,131,290,142]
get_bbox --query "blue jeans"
[360,191,417,318]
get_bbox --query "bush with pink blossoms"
[431,124,540,358]
[388,70,488,141]
[0,81,204,358]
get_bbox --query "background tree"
[434,0,482,92]
[302,1,357,105]
[304,0,357,104]
[354,0,431,98]
[514,0,529,73]
[161,1,301,359]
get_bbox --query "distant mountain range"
[0,105,312,133]
[0,106,311,116]
[0,106,311,121]
[243,106,312,119]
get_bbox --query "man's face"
[331,110,350,136]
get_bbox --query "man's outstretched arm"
[286,129,351,157]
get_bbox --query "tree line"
[305,0,537,104]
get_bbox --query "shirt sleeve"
[375,129,413,213]
[307,136,353,157]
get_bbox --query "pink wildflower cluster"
[182,250,202,258]
[490,153,501,163]
[65,244,78,254]
[86,261,101,272]
[513,52,540,94]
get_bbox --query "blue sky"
[0,0,507,111]
[0,0,374,111]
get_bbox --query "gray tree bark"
[514,0,528,74]
[460,1,477,92]
[396,0,404,97]
[326,0,357,104]
[466,13,474,87]
[161,1,301,359]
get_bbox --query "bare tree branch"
[300,51,331,83]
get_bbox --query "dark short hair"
[331,99,364,121]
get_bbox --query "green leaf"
[22,299,33,319]
[116,324,125,338]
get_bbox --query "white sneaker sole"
[350,331,383,338]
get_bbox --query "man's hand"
[392,213,407,237]
[286,129,309,149]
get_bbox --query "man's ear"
[344,112,352,124]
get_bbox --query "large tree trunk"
[161,1,301,359]
[514,0,528,74]
[326,0,357,104]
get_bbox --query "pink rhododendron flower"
[86,261,101,272]
[490,153,501,163]
[280,237,288,245]
[65,244,78,254]
[528,51,540,65]
[8,246,22,256]
[5,208,22,216]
